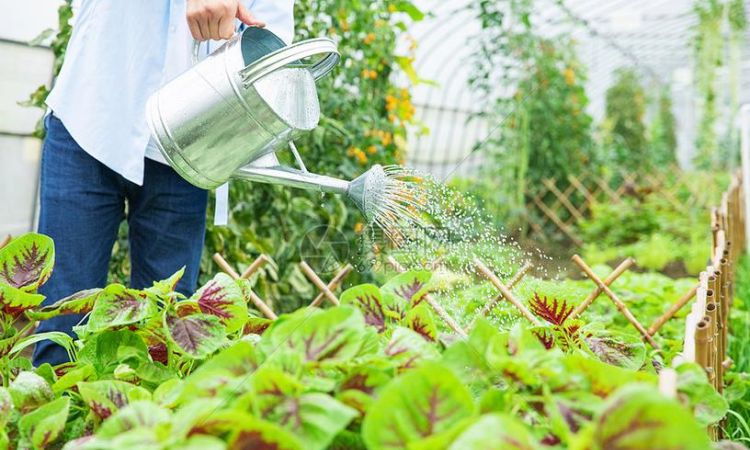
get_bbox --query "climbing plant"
[604,69,648,171]
[692,0,747,169]
[469,0,594,227]
[649,89,678,167]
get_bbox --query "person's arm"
[187,0,265,41]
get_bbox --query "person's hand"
[187,0,265,41]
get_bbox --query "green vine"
[692,0,747,169]
[468,0,594,228]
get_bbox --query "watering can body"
[146,27,340,190]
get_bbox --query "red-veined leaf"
[190,273,247,333]
[362,363,476,450]
[26,288,101,320]
[87,285,158,332]
[381,270,432,306]
[164,310,226,359]
[0,284,45,318]
[0,233,54,292]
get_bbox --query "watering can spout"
[234,163,387,222]
[234,165,352,194]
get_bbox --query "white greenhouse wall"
[1,0,60,237]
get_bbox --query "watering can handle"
[192,40,203,65]
[191,31,241,64]
[239,38,340,87]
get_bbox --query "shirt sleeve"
[248,0,295,44]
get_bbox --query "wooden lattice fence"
[525,168,709,246]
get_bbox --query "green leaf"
[228,417,304,450]
[261,306,368,365]
[381,271,432,305]
[147,267,185,296]
[10,331,74,358]
[19,396,69,449]
[448,413,536,450]
[27,288,102,321]
[393,1,425,21]
[76,330,150,376]
[78,380,151,420]
[362,363,476,450]
[96,400,171,438]
[52,364,94,394]
[583,330,647,370]
[675,363,729,426]
[8,371,54,413]
[562,354,655,397]
[592,384,711,449]
[164,310,226,359]
[404,302,438,342]
[171,435,227,450]
[0,387,12,428]
[246,366,357,450]
[87,285,158,332]
[0,233,54,292]
[190,273,248,333]
[384,326,440,370]
[340,284,391,332]
[0,284,46,318]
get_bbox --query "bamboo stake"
[239,254,270,279]
[706,300,720,390]
[212,253,240,279]
[695,316,713,383]
[387,256,467,338]
[309,264,352,308]
[213,253,277,320]
[473,258,540,325]
[647,283,698,335]
[246,290,278,320]
[0,235,11,250]
[571,258,635,319]
[572,255,660,349]
[299,261,340,306]
[474,262,533,320]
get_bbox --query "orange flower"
[367,145,377,155]
[347,146,358,156]
[363,32,376,45]
[354,222,364,233]
[385,95,398,111]
[381,132,392,146]
[564,68,575,86]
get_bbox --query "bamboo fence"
[673,171,745,440]
[525,168,713,245]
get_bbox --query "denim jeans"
[33,113,208,366]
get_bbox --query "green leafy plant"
[469,0,595,228]
[603,69,648,171]
[1,233,736,449]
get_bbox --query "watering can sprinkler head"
[235,162,423,241]
[347,164,387,222]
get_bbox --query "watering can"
[145,27,388,220]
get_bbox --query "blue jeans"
[33,114,208,366]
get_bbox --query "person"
[33,0,294,366]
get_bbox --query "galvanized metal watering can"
[146,27,396,221]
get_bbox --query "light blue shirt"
[46,0,294,185]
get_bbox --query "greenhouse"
[1,0,750,448]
